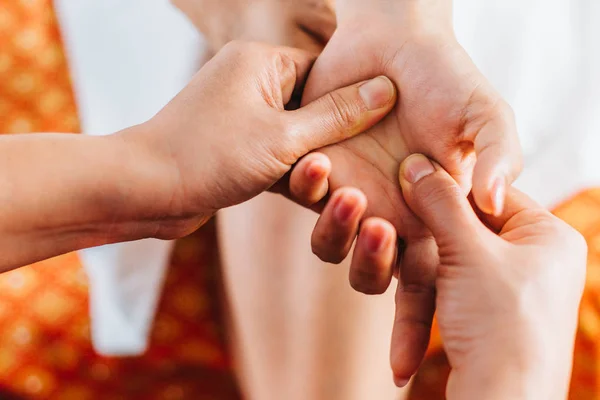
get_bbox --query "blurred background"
[0,0,599,399]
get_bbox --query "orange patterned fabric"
[409,189,600,400]
[0,0,239,398]
[0,224,240,399]
[0,0,79,133]
[3,1,600,399]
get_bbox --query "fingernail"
[394,377,410,388]
[491,177,506,216]
[306,162,326,180]
[363,225,387,254]
[359,76,395,110]
[334,196,356,225]
[402,154,435,184]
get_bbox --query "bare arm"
[334,0,453,27]
[0,129,171,271]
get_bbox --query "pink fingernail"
[363,225,386,254]
[334,197,355,224]
[359,76,395,110]
[306,162,325,180]
[491,177,506,216]
[403,154,435,184]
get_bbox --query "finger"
[479,186,545,232]
[218,42,317,107]
[470,103,523,216]
[288,76,397,154]
[399,154,482,245]
[349,218,396,295]
[275,46,318,105]
[311,188,367,264]
[289,152,331,207]
[391,235,438,386]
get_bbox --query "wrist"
[336,0,453,35]
[110,123,211,240]
[448,323,572,400]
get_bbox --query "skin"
[170,0,336,54]
[0,41,396,273]
[293,0,523,381]
[309,154,586,398]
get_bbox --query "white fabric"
[55,0,201,355]
[453,0,600,207]
[55,0,600,355]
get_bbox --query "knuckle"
[324,90,363,132]
[414,176,463,211]
[275,52,296,75]
[276,118,303,164]
[498,99,516,121]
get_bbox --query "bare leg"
[218,193,407,400]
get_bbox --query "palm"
[304,26,501,238]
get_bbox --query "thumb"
[287,76,396,153]
[399,154,482,244]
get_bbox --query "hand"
[397,154,585,398]
[122,41,396,239]
[294,1,522,379]
[308,154,585,397]
[171,0,336,53]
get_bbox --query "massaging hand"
[171,0,335,53]
[289,0,523,380]
[398,155,584,396]
[128,41,396,238]
[309,154,586,396]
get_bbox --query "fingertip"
[349,217,396,295]
[358,76,397,111]
[390,347,413,387]
[290,153,332,206]
[472,173,506,216]
[304,154,332,181]
[311,187,367,264]
[332,187,367,224]
[394,376,410,388]
[471,117,522,215]
[398,154,437,188]
[359,218,396,254]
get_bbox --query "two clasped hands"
[2,0,585,398]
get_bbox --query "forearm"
[0,126,176,271]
